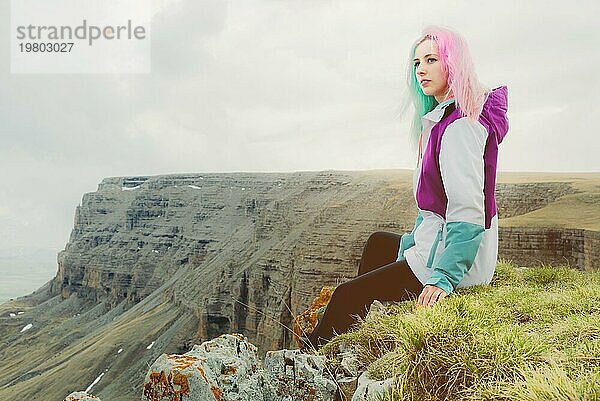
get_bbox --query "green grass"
[319,259,600,400]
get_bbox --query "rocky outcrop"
[141,304,408,401]
[143,334,336,401]
[143,333,265,401]
[141,331,400,401]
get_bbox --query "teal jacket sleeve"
[396,211,423,262]
[424,221,484,294]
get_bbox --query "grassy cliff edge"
[319,260,600,400]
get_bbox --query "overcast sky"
[1,0,599,258]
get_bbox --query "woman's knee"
[332,281,353,299]
[365,231,402,252]
[366,231,398,246]
[367,231,389,243]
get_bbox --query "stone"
[264,349,337,401]
[351,371,395,401]
[142,333,266,401]
[293,286,336,347]
[336,376,358,401]
[329,340,362,400]
[366,300,387,317]
[143,334,339,401]
[64,392,101,401]
[339,349,361,379]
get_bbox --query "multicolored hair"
[401,25,490,151]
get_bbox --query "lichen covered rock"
[142,333,266,401]
[293,286,335,347]
[143,333,339,401]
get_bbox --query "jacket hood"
[479,85,509,144]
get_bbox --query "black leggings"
[307,231,424,346]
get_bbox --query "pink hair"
[401,25,490,151]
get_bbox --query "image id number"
[19,42,74,52]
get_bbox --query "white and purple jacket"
[396,86,509,295]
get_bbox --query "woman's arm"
[424,117,487,296]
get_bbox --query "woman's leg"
[308,260,423,346]
[357,231,402,276]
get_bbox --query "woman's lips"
[421,80,431,86]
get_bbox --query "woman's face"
[413,39,450,102]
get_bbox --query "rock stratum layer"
[1,170,599,401]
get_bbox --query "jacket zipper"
[426,223,444,268]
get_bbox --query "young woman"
[300,25,509,350]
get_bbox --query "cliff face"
[49,171,412,350]
[495,182,576,219]
[1,170,599,401]
[51,175,216,307]
[499,227,600,271]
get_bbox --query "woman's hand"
[417,285,448,308]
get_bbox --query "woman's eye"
[414,58,436,67]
